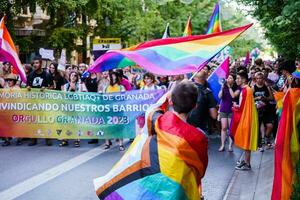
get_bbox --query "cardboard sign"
[58,49,66,71]
[39,48,55,60]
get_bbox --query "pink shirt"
[120,78,132,91]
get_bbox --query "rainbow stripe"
[230,86,258,151]
[94,95,208,200]
[292,66,300,79]
[0,17,26,83]
[183,16,192,36]
[206,2,222,34]
[272,88,300,200]
[207,56,230,103]
[274,91,285,118]
[89,24,252,75]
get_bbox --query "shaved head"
[194,71,207,84]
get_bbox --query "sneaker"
[74,141,80,147]
[16,139,22,146]
[266,143,273,150]
[258,146,264,152]
[2,141,10,146]
[236,160,245,166]
[119,145,125,151]
[59,140,68,147]
[235,163,251,170]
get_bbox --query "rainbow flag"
[274,91,285,117]
[0,16,26,83]
[272,88,300,200]
[89,24,252,75]
[292,65,300,79]
[94,95,208,200]
[207,56,230,103]
[206,2,222,34]
[183,16,192,36]
[230,86,258,151]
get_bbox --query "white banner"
[58,49,66,71]
[39,48,55,60]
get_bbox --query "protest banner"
[0,89,165,139]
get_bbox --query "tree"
[238,0,300,59]
[1,0,264,62]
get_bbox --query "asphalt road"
[0,137,242,200]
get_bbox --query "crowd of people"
[0,55,299,162]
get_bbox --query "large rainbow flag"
[94,94,208,200]
[272,88,300,200]
[207,56,230,103]
[183,16,192,36]
[206,2,222,34]
[89,24,252,75]
[0,16,26,83]
[230,86,258,151]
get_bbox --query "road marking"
[0,144,113,200]
[222,152,244,200]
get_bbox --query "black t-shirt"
[27,70,53,88]
[187,83,217,131]
[85,77,98,92]
[253,84,270,113]
[53,75,66,91]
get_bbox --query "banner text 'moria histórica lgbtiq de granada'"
[0,89,165,139]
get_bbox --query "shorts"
[259,109,275,125]
[219,112,232,119]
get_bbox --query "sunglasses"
[5,79,14,82]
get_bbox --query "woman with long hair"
[59,71,87,147]
[104,71,126,151]
[48,62,65,91]
[218,74,240,152]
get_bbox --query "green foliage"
[292,159,300,199]
[238,0,300,59]
[92,0,216,46]
[48,27,82,51]
[3,0,261,61]
[16,37,34,53]
[230,38,261,59]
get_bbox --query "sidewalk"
[223,148,274,200]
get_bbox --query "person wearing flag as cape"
[271,61,300,200]
[231,71,259,170]
[94,81,208,200]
